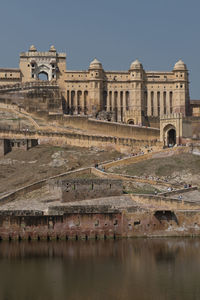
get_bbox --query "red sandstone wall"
[0,209,200,240]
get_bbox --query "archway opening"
[167,129,176,147]
[128,119,134,125]
[38,72,48,81]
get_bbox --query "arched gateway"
[163,124,176,147]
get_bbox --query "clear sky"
[0,0,200,98]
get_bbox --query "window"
[32,74,34,78]
[31,63,34,68]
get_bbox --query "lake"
[0,238,199,300]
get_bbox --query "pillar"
[147,91,151,116]
[160,91,164,116]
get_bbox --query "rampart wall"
[47,115,160,140]
[0,128,160,153]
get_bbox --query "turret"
[173,59,189,116]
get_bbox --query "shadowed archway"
[167,128,176,147]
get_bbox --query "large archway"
[163,124,176,147]
[38,72,48,81]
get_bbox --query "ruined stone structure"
[0,45,200,146]
[49,179,123,202]
[0,138,38,156]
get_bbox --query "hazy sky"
[0,0,200,98]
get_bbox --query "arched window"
[157,92,160,116]
[103,91,107,110]
[126,91,129,111]
[164,91,167,114]
[84,91,88,115]
[170,92,173,113]
[151,91,154,116]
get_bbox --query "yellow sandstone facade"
[0,45,193,125]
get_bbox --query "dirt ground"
[0,144,123,195]
[108,153,200,187]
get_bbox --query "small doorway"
[167,129,176,147]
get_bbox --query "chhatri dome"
[130,59,143,70]
[173,59,187,70]
[89,58,103,69]
[29,45,37,52]
[49,45,56,52]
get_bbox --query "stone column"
[68,91,72,114]
[111,91,115,122]
[80,91,84,115]
[117,91,121,122]
[166,91,170,114]
[74,91,78,115]
[106,92,110,112]
[154,92,158,116]
[160,91,164,116]
[147,91,151,116]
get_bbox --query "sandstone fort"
[0,45,199,148]
[0,46,200,240]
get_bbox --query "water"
[0,238,200,300]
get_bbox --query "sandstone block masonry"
[48,179,123,202]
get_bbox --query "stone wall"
[0,139,11,156]
[0,128,161,154]
[0,212,122,240]
[49,179,123,202]
[0,138,38,155]
[48,115,160,141]
[0,208,200,239]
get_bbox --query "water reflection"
[0,239,199,300]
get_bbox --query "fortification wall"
[0,128,161,153]
[47,115,160,141]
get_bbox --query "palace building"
[0,46,200,146]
